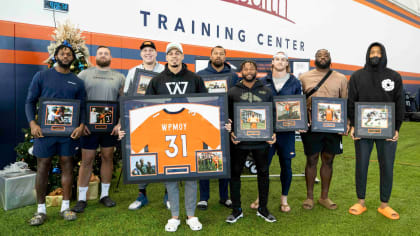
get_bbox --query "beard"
[96,58,111,67]
[315,59,331,69]
[211,60,224,68]
[242,73,257,82]
[56,57,72,69]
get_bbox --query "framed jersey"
[120,94,230,183]
[129,69,159,96]
[37,98,80,136]
[86,101,118,133]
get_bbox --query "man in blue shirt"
[25,43,86,226]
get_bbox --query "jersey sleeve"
[25,71,42,123]
[130,112,154,153]
[194,112,221,149]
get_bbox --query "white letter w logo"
[165,82,188,94]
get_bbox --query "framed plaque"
[86,101,118,133]
[200,73,232,93]
[129,68,159,96]
[355,102,395,139]
[311,97,347,133]
[120,94,230,183]
[37,98,80,136]
[233,102,273,141]
[274,95,307,131]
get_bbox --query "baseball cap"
[273,51,288,59]
[166,42,183,54]
[140,41,156,50]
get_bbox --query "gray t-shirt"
[78,67,125,101]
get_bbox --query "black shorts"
[300,131,343,156]
[80,133,117,150]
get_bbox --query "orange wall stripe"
[403,80,420,85]
[354,0,420,29]
[0,49,15,64]
[0,21,14,37]
[15,51,49,65]
[376,0,420,22]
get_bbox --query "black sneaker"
[72,200,87,213]
[219,199,232,208]
[257,207,276,223]
[99,196,116,207]
[226,208,243,223]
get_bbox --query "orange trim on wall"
[0,21,14,37]
[354,0,420,29]
[376,0,420,22]
[15,51,48,65]
[0,49,15,64]
[403,80,420,85]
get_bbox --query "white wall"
[1,0,419,72]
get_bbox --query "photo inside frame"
[89,106,113,124]
[361,108,388,128]
[197,150,223,172]
[240,109,266,130]
[276,101,301,121]
[204,79,228,93]
[317,103,342,123]
[45,105,73,125]
[136,75,153,95]
[130,154,157,176]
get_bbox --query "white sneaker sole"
[256,211,276,223]
[225,212,243,223]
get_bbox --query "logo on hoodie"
[381,79,394,92]
[165,82,188,95]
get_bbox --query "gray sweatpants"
[355,139,397,203]
[165,180,197,217]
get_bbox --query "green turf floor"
[1,122,419,235]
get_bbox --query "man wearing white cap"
[145,42,207,232]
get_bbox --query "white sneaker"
[165,218,181,232]
[186,217,202,231]
[128,200,146,210]
[166,201,171,210]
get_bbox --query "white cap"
[273,51,288,59]
[166,42,183,54]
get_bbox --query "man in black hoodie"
[348,42,404,220]
[226,60,277,224]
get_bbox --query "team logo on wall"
[381,79,394,92]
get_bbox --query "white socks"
[100,183,110,199]
[78,186,88,201]
[37,204,46,214]
[61,200,70,212]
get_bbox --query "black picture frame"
[311,97,347,133]
[120,93,230,183]
[273,95,308,132]
[200,73,232,93]
[354,102,395,139]
[86,101,118,133]
[37,98,80,136]
[129,68,159,96]
[233,102,273,141]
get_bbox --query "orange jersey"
[130,108,221,173]
[325,109,333,121]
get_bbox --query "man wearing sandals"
[348,42,404,220]
[299,49,348,210]
[25,43,86,225]
[146,42,207,232]
[72,46,125,213]
[256,51,302,213]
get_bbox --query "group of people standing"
[25,38,404,231]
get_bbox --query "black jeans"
[355,139,397,202]
[230,146,270,210]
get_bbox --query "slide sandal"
[349,203,367,215]
[378,206,400,220]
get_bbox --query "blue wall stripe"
[0,35,14,50]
